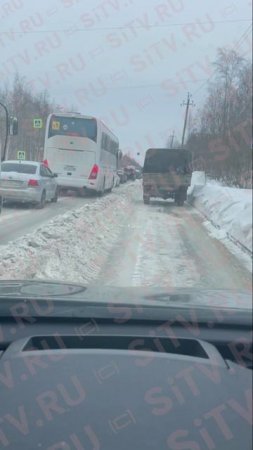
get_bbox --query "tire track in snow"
[130,206,199,288]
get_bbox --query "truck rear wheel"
[176,198,184,206]
[175,190,185,206]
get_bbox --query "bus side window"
[105,135,109,152]
[102,133,106,149]
[108,137,112,153]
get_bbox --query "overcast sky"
[0,0,252,161]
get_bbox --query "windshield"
[48,116,97,140]
[0,0,252,304]
[1,163,37,174]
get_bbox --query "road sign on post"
[33,118,43,129]
[17,151,26,160]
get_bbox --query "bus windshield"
[48,116,97,141]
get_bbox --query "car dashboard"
[0,282,252,450]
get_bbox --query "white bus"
[43,112,120,195]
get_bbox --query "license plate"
[0,180,23,188]
[64,165,76,171]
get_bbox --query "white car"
[0,160,58,208]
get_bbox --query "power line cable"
[233,24,252,51]
[192,23,252,97]
[0,18,251,34]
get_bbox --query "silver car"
[0,160,58,208]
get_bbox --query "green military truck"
[142,148,192,206]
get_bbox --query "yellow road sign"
[52,120,60,130]
[33,118,43,129]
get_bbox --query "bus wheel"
[108,178,114,193]
[78,188,86,198]
[51,187,58,203]
[99,179,105,196]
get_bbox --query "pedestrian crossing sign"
[17,151,26,160]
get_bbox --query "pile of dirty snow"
[188,172,252,254]
[0,183,137,282]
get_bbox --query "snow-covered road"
[0,182,251,291]
[98,190,252,290]
[0,195,92,245]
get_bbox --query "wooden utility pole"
[181,93,194,147]
[169,130,175,148]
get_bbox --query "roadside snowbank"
[188,173,252,254]
[0,183,137,282]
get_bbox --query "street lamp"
[0,101,9,162]
[0,103,18,161]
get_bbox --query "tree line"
[0,74,60,161]
[186,48,252,188]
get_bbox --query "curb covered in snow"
[188,173,252,258]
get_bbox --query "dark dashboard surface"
[0,281,252,449]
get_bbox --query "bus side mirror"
[9,117,18,136]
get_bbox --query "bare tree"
[186,48,252,187]
[213,48,245,135]
[0,73,77,161]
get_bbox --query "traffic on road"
[0,110,142,211]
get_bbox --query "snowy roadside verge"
[0,183,137,282]
[188,173,252,257]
